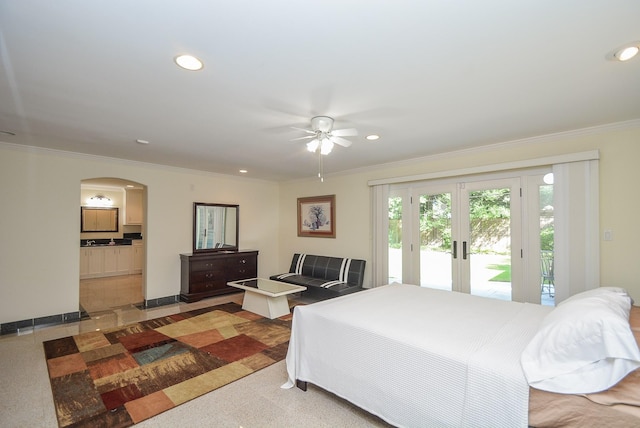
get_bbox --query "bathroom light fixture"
[175,54,203,71]
[86,194,113,207]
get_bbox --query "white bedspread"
[283,283,552,428]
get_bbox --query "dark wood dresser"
[179,250,258,303]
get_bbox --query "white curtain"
[552,160,600,303]
[371,184,389,288]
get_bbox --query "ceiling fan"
[291,116,358,155]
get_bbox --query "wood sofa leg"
[296,380,308,391]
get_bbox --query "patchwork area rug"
[43,302,293,427]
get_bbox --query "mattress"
[283,283,552,427]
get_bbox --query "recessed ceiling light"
[366,134,380,140]
[135,139,150,145]
[175,54,203,71]
[615,45,639,61]
[239,169,248,174]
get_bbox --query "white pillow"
[559,286,632,307]
[521,290,640,394]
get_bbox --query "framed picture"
[297,194,336,238]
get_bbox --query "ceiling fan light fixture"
[320,139,334,155]
[306,140,319,152]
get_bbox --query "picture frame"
[297,194,336,238]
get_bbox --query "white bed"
[283,283,552,427]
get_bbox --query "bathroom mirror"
[193,202,239,253]
[81,207,119,232]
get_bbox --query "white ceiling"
[1,1,639,181]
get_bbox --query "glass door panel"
[418,191,453,291]
[462,178,520,301]
[388,195,403,284]
[466,186,513,300]
[539,176,555,306]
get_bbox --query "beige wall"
[278,123,640,300]
[1,121,639,324]
[0,145,279,324]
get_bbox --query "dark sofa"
[270,253,366,300]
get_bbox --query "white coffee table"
[227,278,307,319]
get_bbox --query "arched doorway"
[79,178,146,315]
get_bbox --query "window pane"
[469,188,512,301]
[388,196,402,284]
[540,183,555,306]
[419,193,452,290]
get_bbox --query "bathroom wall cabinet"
[125,189,143,225]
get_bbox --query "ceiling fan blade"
[290,135,316,141]
[290,126,316,134]
[331,136,353,148]
[331,128,358,137]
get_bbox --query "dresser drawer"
[190,278,228,293]
[191,270,223,283]
[226,256,256,270]
[227,264,257,281]
[190,258,226,272]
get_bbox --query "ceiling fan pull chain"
[318,150,324,182]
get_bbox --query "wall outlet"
[604,229,613,241]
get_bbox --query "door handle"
[463,241,468,260]
[452,240,457,259]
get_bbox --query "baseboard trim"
[1,311,83,336]
[139,295,180,309]
[0,295,180,336]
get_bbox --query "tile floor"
[79,274,145,314]
[1,276,391,427]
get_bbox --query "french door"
[389,177,522,301]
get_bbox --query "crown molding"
[329,118,640,180]
[0,141,274,184]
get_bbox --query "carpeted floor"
[43,302,293,427]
